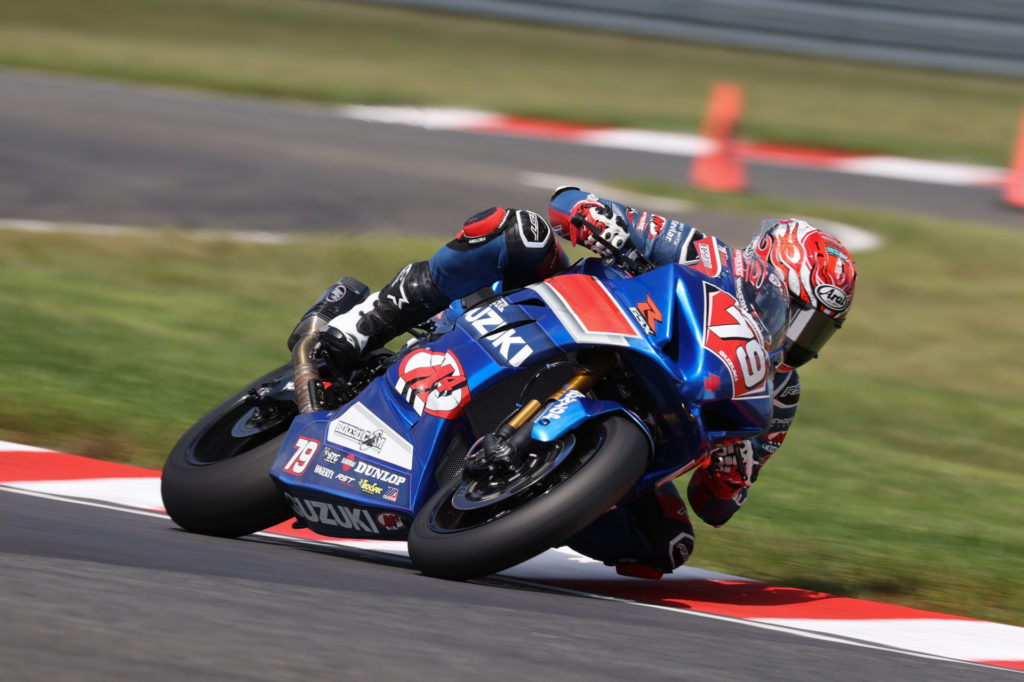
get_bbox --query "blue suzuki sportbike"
[161,229,789,580]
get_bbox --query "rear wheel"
[408,415,649,580]
[161,365,297,537]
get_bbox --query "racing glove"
[700,440,759,499]
[567,200,630,256]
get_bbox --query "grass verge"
[1,194,1022,625]
[1,0,1022,165]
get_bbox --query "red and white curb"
[337,105,1009,189]
[2,440,1021,672]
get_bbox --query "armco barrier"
[362,0,1024,78]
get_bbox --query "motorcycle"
[161,219,788,580]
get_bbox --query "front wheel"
[408,415,649,580]
[161,364,297,538]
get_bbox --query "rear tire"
[161,365,296,537]
[408,415,649,580]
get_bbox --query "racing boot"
[565,482,695,579]
[319,261,450,371]
[287,276,371,351]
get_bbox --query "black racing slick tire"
[161,365,296,538]
[408,415,649,581]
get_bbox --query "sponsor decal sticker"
[325,284,347,303]
[313,464,335,480]
[353,460,407,486]
[629,294,662,336]
[330,420,386,455]
[375,512,406,531]
[284,493,379,535]
[538,389,584,422]
[463,304,534,367]
[327,403,415,470]
[779,383,801,398]
[282,437,320,476]
[691,237,723,278]
[394,349,471,420]
[645,214,666,239]
[517,210,549,248]
[732,249,746,278]
[702,283,769,399]
[815,284,849,313]
[358,478,384,496]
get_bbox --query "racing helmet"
[747,219,857,368]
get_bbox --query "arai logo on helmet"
[815,284,849,313]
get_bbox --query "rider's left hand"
[703,441,759,497]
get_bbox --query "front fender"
[530,391,654,452]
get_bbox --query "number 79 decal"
[282,437,320,475]
[702,284,769,398]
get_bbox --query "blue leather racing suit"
[423,188,799,574]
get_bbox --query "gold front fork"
[504,352,617,431]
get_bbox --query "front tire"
[408,415,649,580]
[161,365,296,537]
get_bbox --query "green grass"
[1,0,1022,165]
[0,228,434,463]
[1,195,1022,625]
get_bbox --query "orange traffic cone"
[690,81,747,193]
[1004,106,1024,210]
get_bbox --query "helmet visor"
[784,307,839,367]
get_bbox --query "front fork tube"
[499,351,617,451]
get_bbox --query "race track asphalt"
[2,491,1015,681]
[1,69,1021,244]
[2,68,1021,680]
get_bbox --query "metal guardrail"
[363,0,1024,78]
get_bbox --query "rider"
[298,187,858,578]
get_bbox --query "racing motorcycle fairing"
[270,251,781,540]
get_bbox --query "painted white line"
[0,484,169,520]
[837,156,1007,187]
[335,105,1009,188]
[3,477,164,512]
[581,128,711,156]
[0,219,291,244]
[757,617,1024,662]
[0,440,53,453]
[337,104,502,129]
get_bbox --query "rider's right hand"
[569,200,630,256]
